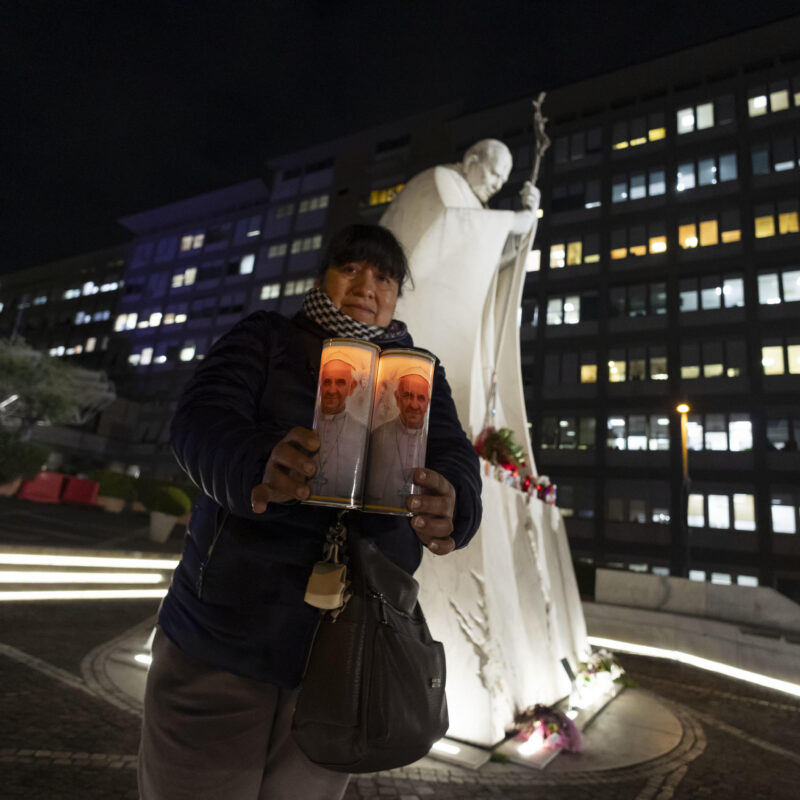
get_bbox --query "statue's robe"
[380,162,589,747]
[381,165,536,469]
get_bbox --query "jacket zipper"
[196,510,229,599]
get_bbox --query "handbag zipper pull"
[371,591,391,626]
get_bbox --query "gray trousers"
[138,628,350,800]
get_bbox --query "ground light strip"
[0,589,168,601]
[0,553,179,570]
[588,635,800,699]
[0,571,165,584]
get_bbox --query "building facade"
[2,18,798,597]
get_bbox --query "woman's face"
[322,261,399,327]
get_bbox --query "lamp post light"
[676,403,691,577]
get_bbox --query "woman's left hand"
[407,468,456,555]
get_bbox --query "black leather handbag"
[292,527,449,773]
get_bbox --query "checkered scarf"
[302,287,405,342]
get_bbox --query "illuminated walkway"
[2,499,800,798]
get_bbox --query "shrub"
[137,481,192,516]
[0,429,49,483]
[87,469,137,501]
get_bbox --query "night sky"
[2,0,798,275]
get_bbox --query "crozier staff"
[138,224,482,800]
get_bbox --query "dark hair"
[318,224,411,295]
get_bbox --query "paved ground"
[2,497,800,798]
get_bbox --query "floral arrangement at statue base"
[570,649,635,709]
[511,703,583,753]
[474,426,557,503]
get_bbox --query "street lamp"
[676,403,690,482]
[676,403,691,577]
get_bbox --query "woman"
[138,224,482,799]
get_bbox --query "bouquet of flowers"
[512,703,583,753]
[474,426,525,470]
[570,649,634,709]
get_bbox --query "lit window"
[100,281,119,292]
[549,244,565,269]
[85,337,96,352]
[192,234,204,249]
[771,500,797,534]
[63,288,81,300]
[782,270,800,302]
[748,94,768,116]
[648,127,666,141]
[260,282,281,300]
[563,296,580,324]
[608,359,626,383]
[163,313,175,325]
[737,575,759,587]
[754,215,775,238]
[649,169,666,195]
[525,249,541,273]
[676,163,695,192]
[696,103,713,129]
[648,236,666,254]
[722,277,745,308]
[149,312,162,327]
[788,344,800,374]
[180,344,196,362]
[268,243,287,258]
[689,569,706,582]
[762,345,785,375]
[677,108,695,134]
[239,254,255,275]
[580,364,597,383]
[770,89,790,112]
[711,572,732,585]
[720,226,741,244]
[629,173,646,200]
[728,415,752,451]
[174,313,187,324]
[708,494,730,529]
[778,211,799,235]
[733,494,755,531]
[180,235,193,251]
[140,348,153,366]
[566,241,582,266]
[699,219,718,247]
[369,184,405,206]
[758,272,781,305]
[679,224,698,249]
[546,298,563,325]
[687,494,705,527]
[610,246,627,260]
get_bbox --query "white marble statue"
[381,137,589,747]
[381,138,539,468]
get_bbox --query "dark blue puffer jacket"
[158,310,482,687]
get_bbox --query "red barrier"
[17,472,66,504]
[61,477,100,506]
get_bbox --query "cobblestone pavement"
[2,610,799,799]
[2,502,799,798]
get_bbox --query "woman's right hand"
[251,427,320,513]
